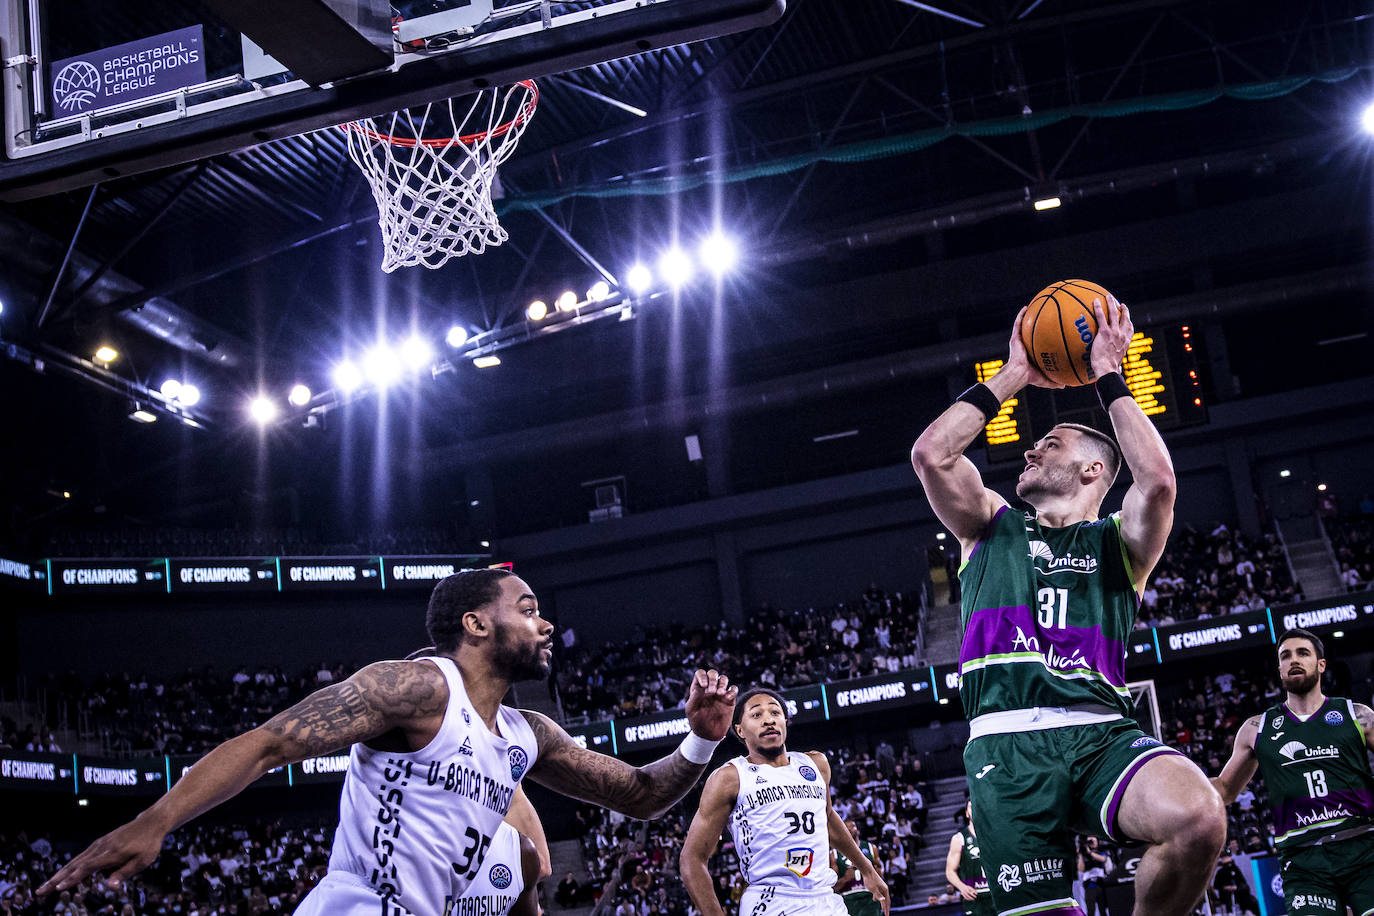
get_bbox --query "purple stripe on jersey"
[1035,907,1087,916]
[1104,746,1185,840]
[1274,789,1374,836]
[958,604,1127,687]
[965,506,1010,565]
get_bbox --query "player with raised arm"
[911,295,1225,916]
[1212,628,1374,916]
[945,801,992,916]
[680,688,890,916]
[41,568,738,916]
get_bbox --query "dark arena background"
[1,1,1373,914]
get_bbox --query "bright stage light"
[1362,101,1374,135]
[698,233,739,273]
[658,248,693,287]
[248,396,279,425]
[129,406,157,423]
[160,379,182,400]
[625,263,653,294]
[446,325,469,348]
[363,345,402,386]
[555,290,578,312]
[1033,196,1061,211]
[179,384,201,407]
[400,335,435,371]
[527,299,548,321]
[333,361,363,393]
[94,345,118,363]
[288,384,312,407]
[472,355,501,369]
[587,280,611,302]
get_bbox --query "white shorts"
[294,872,415,916]
[739,886,850,916]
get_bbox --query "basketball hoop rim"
[341,80,539,149]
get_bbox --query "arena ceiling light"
[248,396,279,425]
[472,355,501,369]
[625,263,653,294]
[288,384,312,407]
[128,403,157,423]
[363,344,402,387]
[333,360,363,393]
[526,299,548,321]
[160,378,183,400]
[586,280,611,302]
[399,335,435,371]
[445,325,469,348]
[698,232,739,274]
[1362,101,1374,135]
[658,248,694,288]
[94,345,118,363]
[1033,196,1062,211]
[555,290,579,312]
[178,384,201,407]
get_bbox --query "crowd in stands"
[568,737,936,916]
[31,526,456,560]
[0,819,334,915]
[1135,522,1298,628]
[1329,513,1374,593]
[557,586,922,723]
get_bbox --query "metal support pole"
[35,182,98,328]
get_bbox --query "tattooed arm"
[1211,714,1261,805]
[1356,704,1374,752]
[40,660,448,896]
[523,669,737,819]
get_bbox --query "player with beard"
[681,688,889,916]
[1213,628,1374,916]
[912,298,1224,916]
[41,569,739,916]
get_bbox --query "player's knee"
[1174,793,1226,857]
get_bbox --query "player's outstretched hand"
[959,886,978,902]
[1003,305,1064,391]
[1089,295,1133,380]
[865,870,892,916]
[684,669,738,741]
[38,816,166,897]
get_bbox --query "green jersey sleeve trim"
[1109,512,1140,593]
[1351,698,1365,745]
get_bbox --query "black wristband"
[1096,371,1130,410]
[957,383,1002,420]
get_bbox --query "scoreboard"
[977,324,1208,463]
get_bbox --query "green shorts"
[840,890,882,916]
[962,892,997,916]
[963,717,1185,916]
[1280,830,1374,916]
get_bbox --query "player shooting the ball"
[911,291,1225,916]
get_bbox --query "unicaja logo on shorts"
[1324,710,1344,725]
[784,848,813,876]
[52,61,102,113]
[798,765,818,782]
[998,864,1021,892]
[488,864,513,889]
[508,746,528,780]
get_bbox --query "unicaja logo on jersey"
[785,848,813,876]
[52,61,102,113]
[997,864,1022,892]
[1324,710,1344,725]
[488,864,513,889]
[798,765,818,782]
[1277,741,1341,764]
[508,746,528,780]
[1027,540,1098,574]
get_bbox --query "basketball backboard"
[0,0,784,201]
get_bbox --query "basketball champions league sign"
[49,26,205,117]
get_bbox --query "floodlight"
[249,396,279,425]
[1033,197,1061,211]
[288,384,312,407]
[446,325,469,348]
[555,290,578,312]
[586,280,611,302]
[160,379,183,400]
[658,248,693,287]
[473,355,501,369]
[333,361,363,393]
[179,384,201,407]
[698,233,739,273]
[527,300,548,321]
[94,345,118,363]
[129,405,157,423]
[1362,101,1374,135]
[400,335,435,370]
[363,345,402,386]
[625,263,653,294]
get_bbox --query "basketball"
[1018,279,1118,387]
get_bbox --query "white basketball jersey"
[447,822,525,916]
[726,752,837,891]
[323,656,538,915]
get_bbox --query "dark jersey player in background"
[912,296,1225,916]
[834,819,885,916]
[945,801,993,916]
[1213,628,1374,916]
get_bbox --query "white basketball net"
[343,80,538,273]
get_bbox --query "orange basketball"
[1018,279,1117,387]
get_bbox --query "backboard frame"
[0,0,785,201]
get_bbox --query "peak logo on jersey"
[798,765,818,782]
[1027,540,1099,575]
[459,738,474,756]
[784,848,813,877]
[997,864,1022,893]
[508,747,529,781]
[488,864,513,890]
[1324,710,1344,725]
[1130,737,1159,749]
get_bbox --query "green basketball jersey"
[958,506,1138,718]
[835,840,880,888]
[1254,696,1374,851]
[955,825,988,893]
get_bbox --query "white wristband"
[678,732,721,764]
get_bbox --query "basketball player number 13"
[1037,587,1069,629]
